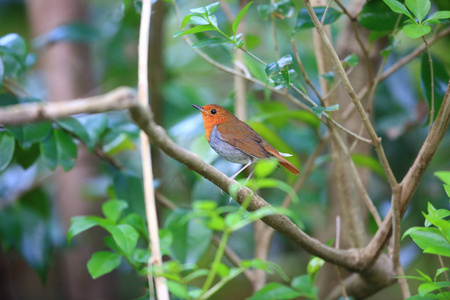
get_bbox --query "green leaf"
[419,281,450,296]
[206,2,220,15]
[54,129,77,171]
[102,200,128,223]
[248,283,301,300]
[184,269,210,282]
[167,281,189,299]
[0,131,15,172]
[14,141,40,169]
[382,0,413,19]
[257,0,295,20]
[265,54,293,88]
[173,25,218,38]
[57,117,92,150]
[403,227,450,257]
[435,267,450,281]
[294,7,342,32]
[106,224,139,256]
[444,185,450,198]
[182,13,210,28]
[124,213,149,241]
[241,259,290,281]
[291,275,317,296]
[81,114,108,148]
[421,55,449,124]
[216,262,230,278]
[307,257,325,279]
[312,104,339,117]
[67,215,110,244]
[435,171,450,186]
[405,0,430,23]
[192,38,230,48]
[130,248,150,264]
[0,33,28,64]
[87,251,121,279]
[403,24,431,39]
[249,178,300,204]
[40,129,78,171]
[352,154,386,179]
[425,209,450,227]
[233,1,253,33]
[358,0,405,30]
[254,159,278,178]
[425,11,450,23]
[342,54,359,68]
[165,209,212,264]
[102,132,136,156]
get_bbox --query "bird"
[193,104,300,181]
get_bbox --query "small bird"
[193,104,300,180]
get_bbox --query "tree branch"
[138,1,169,299]
[0,87,137,126]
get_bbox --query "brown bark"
[315,0,387,297]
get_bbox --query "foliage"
[383,0,450,39]
[0,0,450,299]
[401,172,450,299]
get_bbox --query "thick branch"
[0,87,137,125]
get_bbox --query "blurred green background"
[0,0,449,299]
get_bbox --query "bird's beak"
[192,104,206,114]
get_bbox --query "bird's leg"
[229,161,252,181]
[242,167,255,185]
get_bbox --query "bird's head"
[192,104,235,128]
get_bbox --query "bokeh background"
[0,0,449,299]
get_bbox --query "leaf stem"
[200,230,231,296]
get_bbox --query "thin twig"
[138,1,169,299]
[438,255,450,282]
[270,0,280,60]
[291,39,323,103]
[422,36,435,128]
[355,27,450,103]
[303,0,398,190]
[320,0,333,24]
[334,216,349,300]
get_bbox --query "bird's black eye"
[211,109,217,114]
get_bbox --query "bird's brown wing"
[216,122,270,159]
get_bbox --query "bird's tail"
[279,158,301,175]
[266,148,300,175]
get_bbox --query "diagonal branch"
[129,104,366,271]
